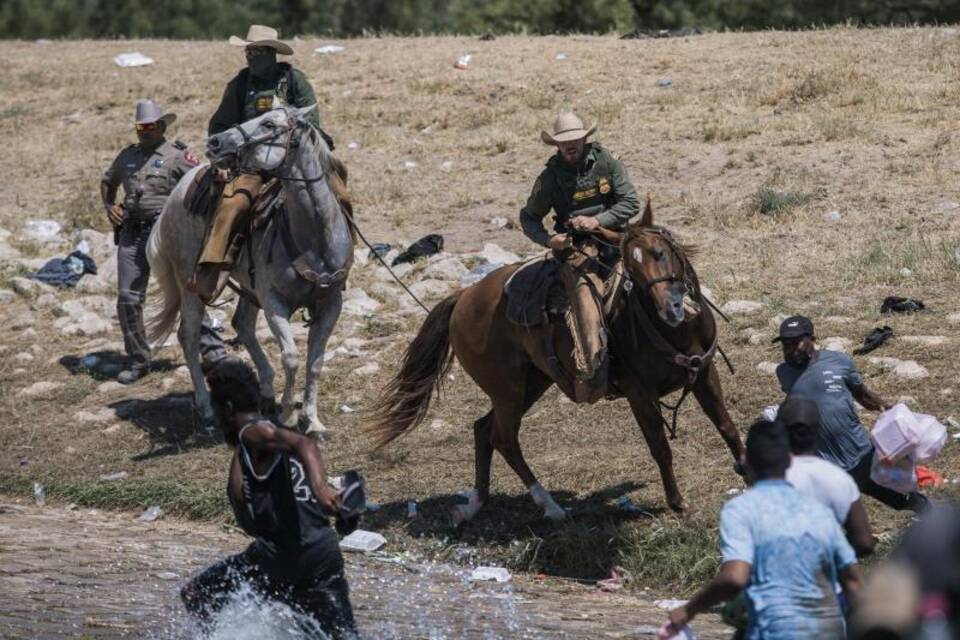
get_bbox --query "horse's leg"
[452,411,494,526]
[231,297,277,413]
[490,368,565,520]
[178,294,213,426]
[262,295,300,428]
[301,289,343,438]
[624,387,685,512]
[693,363,746,471]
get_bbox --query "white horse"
[147,105,353,436]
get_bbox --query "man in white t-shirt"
[780,395,875,557]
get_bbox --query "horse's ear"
[639,196,653,227]
[294,103,318,122]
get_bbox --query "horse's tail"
[144,215,181,345]
[367,290,462,449]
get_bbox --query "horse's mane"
[625,223,698,259]
[301,121,337,178]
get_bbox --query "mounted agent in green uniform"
[519,112,640,401]
[190,25,337,303]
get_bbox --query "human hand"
[656,606,691,639]
[548,233,571,251]
[570,215,600,232]
[315,485,342,515]
[107,204,126,226]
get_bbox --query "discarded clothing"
[853,326,894,355]
[620,27,702,39]
[881,296,925,314]
[367,243,391,259]
[391,234,443,266]
[29,250,97,287]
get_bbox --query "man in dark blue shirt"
[774,315,928,513]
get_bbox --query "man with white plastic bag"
[774,315,929,513]
[870,404,946,495]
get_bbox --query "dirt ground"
[1,28,960,605]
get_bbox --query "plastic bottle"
[33,482,45,506]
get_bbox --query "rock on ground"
[0,289,14,304]
[821,337,853,353]
[721,300,763,315]
[11,313,35,330]
[756,361,779,375]
[767,313,789,329]
[10,277,54,298]
[948,313,960,325]
[73,408,116,425]
[342,288,381,316]
[422,257,469,281]
[738,328,767,346]
[409,279,454,301]
[18,381,65,397]
[351,361,380,376]
[55,311,110,337]
[479,243,521,265]
[901,335,948,346]
[892,360,929,379]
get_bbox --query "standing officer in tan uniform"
[101,100,201,384]
[520,112,640,401]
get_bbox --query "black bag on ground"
[391,234,443,266]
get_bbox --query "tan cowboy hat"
[134,99,176,127]
[229,25,294,55]
[540,111,597,145]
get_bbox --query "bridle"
[213,111,327,183]
[623,227,697,297]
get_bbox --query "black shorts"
[182,528,356,639]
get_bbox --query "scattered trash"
[99,471,128,482]
[946,417,960,431]
[340,404,355,413]
[454,54,472,70]
[658,623,696,639]
[853,326,894,355]
[616,495,653,517]
[916,465,945,490]
[367,243,392,259]
[899,268,913,277]
[657,76,673,88]
[761,405,779,421]
[596,565,633,591]
[654,598,688,610]
[114,52,154,68]
[823,210,842,223]
[347,141,360,150]
[28,250,97,288]
[19,458,28,467]
[555,53,568,60]
[33,482,45,507]
[479,33,496,41]
[403,160,419,169]
[340,529,387,553]
[137,506,163,522]
[881,296,925,314]
[391,234,444,266]
[462,261,503,287]
[441,160,454,170]
[870,453,917,493]
[725,488,741,495]
[155,571,180,581]
[872,404,947,462]
[488,216,510,229]
[470,566,512,583]
[22,219,62,244]
[407,501,418,518]
[62,112,82,124]
[314,44,345,54]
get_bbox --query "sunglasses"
[135,122,160,132]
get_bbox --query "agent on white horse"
[147,104,353,437]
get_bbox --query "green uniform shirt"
[102,139,199,219]
[208,63,320,136]
[519,143,640,247]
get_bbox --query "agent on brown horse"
[369,204,746,524]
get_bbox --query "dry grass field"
[2,27,960,598]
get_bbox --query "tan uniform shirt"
[102,139,198,219]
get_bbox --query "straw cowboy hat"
[134,99,176,127]
[229,25,294,55]
[540,111,597,145]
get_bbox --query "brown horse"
[369,204,745,524]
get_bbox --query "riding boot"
[560,244,608,403]
[187,173,263,304]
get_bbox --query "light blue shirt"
[720,479,857,640]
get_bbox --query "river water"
[0,502,724,639]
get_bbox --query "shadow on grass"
[59,350,179,381]
[363,481,676,580]
[108,393,222,461]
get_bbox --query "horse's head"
[206,103,318,174]
[621,201,694,328]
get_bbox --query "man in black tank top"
[181,360,357,638]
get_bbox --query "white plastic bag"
[913,413,947,462]
[869,451,917,494]
[871,404,947,462]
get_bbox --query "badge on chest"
[255,95,274,113]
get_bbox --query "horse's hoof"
[543,505,568,521]
[669,500,689,514]
[733,461,747,477]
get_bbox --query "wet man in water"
[180,359,357,638]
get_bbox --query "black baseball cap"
[772,315,814,343]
